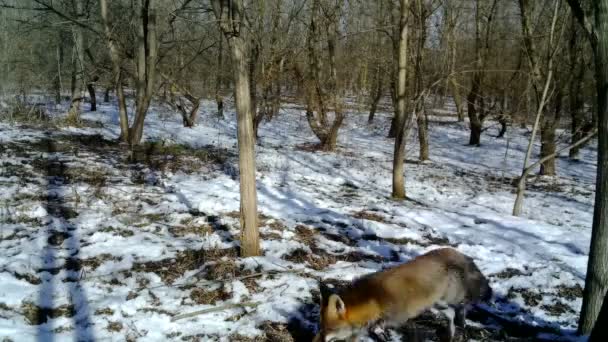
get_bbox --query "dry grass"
[171,222,214,238]
[189,287,230,305]
[131,247,238,284]
[21,301,74,325]
[352,210,388,223]
[294,225,317,245]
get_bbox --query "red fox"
[313,248,492,341]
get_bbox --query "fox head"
[314,287,358,342]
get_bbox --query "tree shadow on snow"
[36,132,94,341]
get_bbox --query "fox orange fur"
[314,248,492,341]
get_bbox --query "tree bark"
[86,83,96,112]
[54,32,64,104]
[368,64,383,124]
[413,0,429,161]
[392,0,410,199]
[212,0,259,257]
[101,0,129,142]
[576,0,608,333]
[590,292,608,341]
[540,90,562,176]
[215,31,225,119]
[67,1,85,123]
[128,0,157,146]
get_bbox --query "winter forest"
[0,0,607,341]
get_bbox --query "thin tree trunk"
[116,76,130,143]
[54,32,64,104]
[104,86,111,103]
[540,90,562,175]
[569,20,586,159]
[414,0,429,161]
[129,0,157,146]
[101,0,129,142]
[229,35,259,256]
[67,3,85,123]
[87,83,96,111]
[368,64,383,124]
[216,31,224,119]
[392,0,410,199]
[212,0,259,257]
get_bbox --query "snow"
[0,96,596,341]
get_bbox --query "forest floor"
[0,96,595,341]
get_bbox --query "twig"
[171,301,259,322]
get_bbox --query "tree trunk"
[87,83,96,111]
[215,31,225,119]
[467,76,482,146]
[116,73,130,143]
[128,0,157,146]
[104,87,111,103]
[590,293,608,341]
[101,0,129,142]
[392,0,410,199]
[466,0,486,146]
[416,108,429,161]
[250,42,263,140]
[388,80,398,138]
[229,35,259,257]
[578,0,608,333]
[54,33,64,104]
[413,0,429,161]
[569,20,586,159]
[67,3,85,123]
[212,0,259,257]
[368,64,383,124]
[540,91,562,176]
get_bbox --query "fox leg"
[439,306,456,341]
[453,304,466,328]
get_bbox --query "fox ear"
[327,294,346,318]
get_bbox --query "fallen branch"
[171,301,260,322]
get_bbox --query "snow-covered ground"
[0,96,595,341]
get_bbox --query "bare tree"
[467,0,498,146]
[211,0,259,257]
[66,0,85,123]
[100,0,158,145]
[302,0,345,151]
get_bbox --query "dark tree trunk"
[467,78,483,146]
[215,30,225,119]
[388,80,398,138]
[590,293,608,341]
[498,117,508,138]
[576,0,608,334]
[417,109,429,160]
[104,87,111,103]
[368,65,384,124]
[87,83,96,111]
